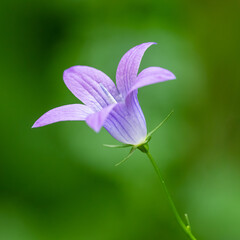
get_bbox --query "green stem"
[145,151,197,240]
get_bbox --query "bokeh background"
[1,0,239,239]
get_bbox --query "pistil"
[99,83,117,104]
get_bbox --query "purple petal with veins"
[104,101,147,145]
[116,42,156,98]
[32,104,94,128]
[63,66,120,111]
[130,67,176,93]
[86,104,117,132]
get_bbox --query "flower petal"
[104,98,147,145]
[125,92,147,135]
[116,42,156,97]
[63,66,119,111]
[86,104,117,132]
[32,104,93,128]
[129,67,176,93]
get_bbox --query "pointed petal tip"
[63,66,76,78]
[144,41,157,44]
[141,42,157,47]
[32,120,41,128]
[86,104,117,134]
[86,121,102,133]
[170,71,177,80]
[63,66,83,81]
[86,115,103,133]
[31,120,47,128]
[167,73,176,81]
[90,124,101,133]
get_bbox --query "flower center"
[99,83,117,104]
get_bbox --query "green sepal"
[137,143,149,153]
[103,143,132,148]
[147,110,174,138]
[115,147,136,166]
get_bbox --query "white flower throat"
[99,83,117,104]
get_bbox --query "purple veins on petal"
[116,42,156,98]
[130,67,176,93]
[32,104,94,128]
[125,91,146,132]
[86,104,117,132]
[104,102,147,145]
[63,66,120,111]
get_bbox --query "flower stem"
[145,150,197,240]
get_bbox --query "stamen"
[99,83,117,104]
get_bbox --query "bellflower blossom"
[32,43,199,239]
[32,42,175,146]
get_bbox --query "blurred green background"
[0,0,239,239]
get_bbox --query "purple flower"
[32,42,175,145]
